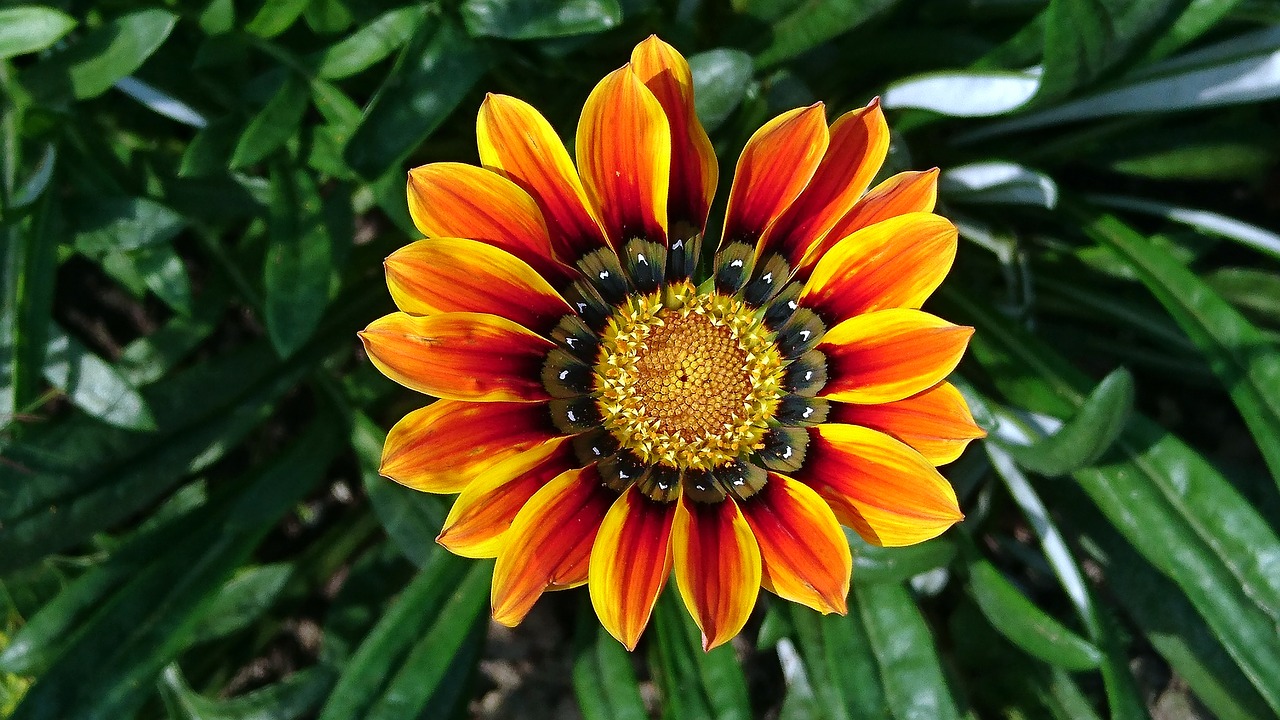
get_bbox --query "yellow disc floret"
[595,282,786,470]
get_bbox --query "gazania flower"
[360,36,984,651]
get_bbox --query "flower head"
[360,36,984,651]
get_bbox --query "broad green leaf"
[1002,368,1134,476]
[303,0,353,34]
[1086,214,1280,486]
[8,420,341,720]
[966,560,1102,671]
[42,324,157,431]
[0,6,77,61]
[573,605,648,720]
[158,664,332,720]
[689,49,754,133]
[230,74,310,169]
[850,532,956,585]
[750,0,903,69]
[180,119,240,178]
[317,555,484,719]
[244,0,311,38]
[781,604,886,720]
[353,411,446,568]
[129,243,195,315]
[1037,0,1180,102]
[313,6,426,79]
[1108,140,1274,182]
[73,196,186,257]
[0,290,380,573]
[947,288,1280,715]
[940,161,1058,209]
[461,0,622,39]
[264,166,334,357]
[882,71,1040,117]
[344,18,489,179]
[183,563,294,645]
[21,9,176,103]
[198,0,235,35]
[854,582,963,720]
[1143,0,1249,60]
[649,590,752,720]
[1086,193,1280,263]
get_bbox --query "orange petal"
[380,400,560,493]
[799,213,958,324]
[438,437,579,558]
[477,93,609,262]
[819,309,973,404]
[672,496,761,650]
[631,36,717,234]
[829,382,986,465]
[589,486,677,650]
[406,163,565,281]
[756,100,888,267]
[360,312,554,402]
[577,65,671,247]
[721,105,829,247]
[801,424,963,547]
[385,238,572,334]
[739,473,850,614]
[491,464,615,626]
[799,169,939,273]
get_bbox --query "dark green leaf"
[0,6,77,61]
[230,73,310,169]
[244,0,311,38]
[1086,213,1280,486]
[73,196,186,257]
[689,49,754,133]
[1205,267,1280,322]
[21,9,176,103]
[1038,0,1180,102]
[850,531,956,585]
[183,563,294,645]
[854,582,963,720]
[1003,367,1134,476]
[9,420,340,720]
[967,560,1102,671]
[751,0,903,69]
[1,189,58,430]
[158,664,333,720]
[461,0,621,39]
[648,590,752,720]
[343,18,489,179]
[42,324,157,431]
[264,165,334,357]
[353,411,446,568]
[314,6,427,79]
[572,604,648,720]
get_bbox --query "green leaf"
[648,590,752,720]
[73,196,186,257]
[183,563,294,645]
[21,9,176,103]
[244,0,312,38]
[573,605,648,720]
[947,287,1280,715]
[313,6,427,79]
[129,243,195,316]
[1085,214,1280,486]
[344,18,489,179]
[317,556,487,720]
[461,0,622,39]
[230,73,310,169]
[940,161,1058,209]
[158,664,332,720]
[42,324,157,431]
[1,188,58,431]
[850,531,957,585]
[1037,0,1181,102]
[264,165,334,357]
[1205,267,1280,322]
[352,411,446,568]
[781,604,886,720]
[689,49,754,133]
[882,70,1040,117]
[8,420,341,720]
[0,6,77,61]
[113,76,208,128]
[1002,367,1134,476]
[966,560,1102,671]
[1086,193,1280,263]
[750,0,903,69]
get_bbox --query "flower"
[359,35,984,651]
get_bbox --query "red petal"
[589,487,676,649]
[672,496,761,650]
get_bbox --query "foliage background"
[2,0,1280,717]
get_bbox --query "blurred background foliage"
[1,0,1279,717]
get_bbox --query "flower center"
[594,283,785,471]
